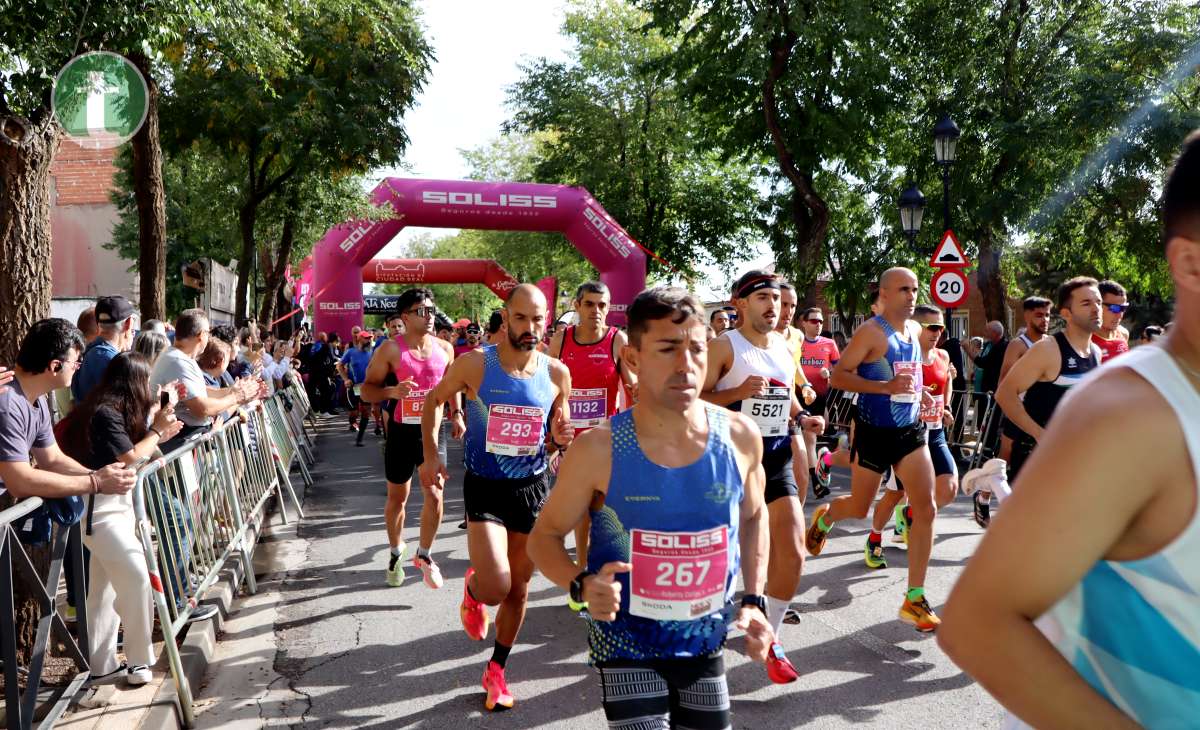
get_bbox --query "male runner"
[419,284,574,712]
[940,130,1200,729]
[805,267,941,631]
[529,286,775,730]
[979,295,1051,527]
[337,331,374,445]
[547,281,635,611]
[774,284,822,498]
[710,308,731,336]
[1093,279,1131,362]
[994,277,1103,482]
[703,270,822,682]
[797,304,840,496]
[361,288,461,589]
[866,305,957,569]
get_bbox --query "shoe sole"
[805,505,830,556]
[899,613,939,633]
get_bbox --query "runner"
[983,295,1051,527]
[373,313,406,437]
[702,269,821,683]
[547,281,636,612]
[994,277,1103,483]
[360,288,461,590]
[865,305,957,569]
[336,331,374,446]
[1092,279,1131,362]
[815,289,882,486]
[418,284,574,712]
[939,131,1200,728]
[774,284,822,499]
[528,286,775,730]
[796,303,840,497]
[805,267,942,632]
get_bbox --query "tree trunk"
[977,228,1008,323]
[258,206,296,329]
[0,116,58,363]
[235,200,257,324]
[129,53,167,322]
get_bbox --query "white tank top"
[714,329,796,391]
[1006,345,1200,729]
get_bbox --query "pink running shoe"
[460,568,490,641]
[482,661,515,711]
[412,553,444,589]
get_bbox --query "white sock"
[766,596,790,637]
[992,479,1012,504]
[390,544,404,557]
[416,546,430,560]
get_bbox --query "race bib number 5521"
[485,404,544,456]
[629,527,729,621]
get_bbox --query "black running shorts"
[597,654,730,730]
[463,471,549,534]
[1000,415,1029,441]
[762,444,798,504]
[850,416,927,475]
[384,423,424,484]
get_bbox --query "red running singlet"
[559,325,621,431]
[1091,332,1129,363]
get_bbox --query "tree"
[506,0,762,278]
[163,0,433,322]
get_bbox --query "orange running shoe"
[805,504,832,556]
[765,643,799,684]
[899,595,941,633]
[460,568,490,641]
[481,661,514,711]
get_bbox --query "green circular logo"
[52,52,149,149]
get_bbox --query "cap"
[95,295,134,324]
[454,318,471,328]
[465,323,482,335]
[358,330,373,339]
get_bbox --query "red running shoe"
[765,643,799,684]
[460,568,490,641]
[482,661,514,710]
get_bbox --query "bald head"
[502,283,548,351]
[877,267,919,320]
[505,283,546,310]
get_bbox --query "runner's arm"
[421,352,479,462]
[829,325,889,395]
[998,339,1028,382]
[940,372,1167,730]
[994,339,1056,441]
[699,337,743,406]
[547,326,566,359]
[359,341,398,403]
[731,414,768,596]
[440,339,463,416]
[528,427,612,588]
[547,360,574,451]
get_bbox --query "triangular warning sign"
[930,230,970,268]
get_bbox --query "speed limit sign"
[931,269,969,308]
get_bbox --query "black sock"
[491,641,512,668]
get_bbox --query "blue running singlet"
[856,315,922,428]
[587,404,744,663]
[463,345,555,480]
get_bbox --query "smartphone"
[160,391,171,409]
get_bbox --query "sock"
[765,596,790,637]
[817,513,833,532]
[868,530,882,542]
[491,641,512,668]
[906,586,925,602]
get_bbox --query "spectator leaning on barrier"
[56,352,190,686]
[150,309,258,452]
[72,296,136,404]
[0,319,136,500]
[132,330,170,365]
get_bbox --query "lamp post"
[899,184,926,252]
[933,114,960,232]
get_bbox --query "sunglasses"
[805,319,824,325]
[406,306,437,318]
[919,322,946,332]
[1104,303,1129,314]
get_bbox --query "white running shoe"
[413,553,444,589]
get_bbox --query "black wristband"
[740,593,767,613]
[570,570,594,604]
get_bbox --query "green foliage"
[505,0,762,277]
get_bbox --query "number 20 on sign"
[931,268,969,308]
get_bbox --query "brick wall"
[50,141,119,206]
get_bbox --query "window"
[950,311,968,340]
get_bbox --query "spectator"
[140,319,167,336]
[76,308,98,343]
[72,296,136,403]
[710,308,731,335]
[132,331,169,365]
[971,321,1009,394]
[0,319,134,500]
[435,320,454,343]
[1139,324,1164,345]
[150,309,257,452]
[55,352,201,685]
[486,310,504,345]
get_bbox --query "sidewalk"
[187,416,1002,728]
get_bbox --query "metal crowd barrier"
[0,499,90,730]
[133,393,315,727]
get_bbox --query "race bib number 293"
[485,404,544,456]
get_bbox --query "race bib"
[745,386,790,437]
[630,527,729,621]
[890,361,922,404]
[485,404,544,456]
[568,387,607,428]
[921,393,945,429]
[401,389,429,425]
[352,384,362,397]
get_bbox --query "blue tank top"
[464,345,555,479]
[587,404,744,663]
[856,316,922,428]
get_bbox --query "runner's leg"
[893,446,937,590]
[466,520,512,605]
[765,495,805,631]
[495,530,536,649]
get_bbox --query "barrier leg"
[138,516,196,728]
[274,458,305,522]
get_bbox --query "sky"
[366,0,768,301]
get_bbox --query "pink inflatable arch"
[310,178,646,339]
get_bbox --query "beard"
[508,328,538,351]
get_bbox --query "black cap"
[95,295,134,324]
[466,323,482,335]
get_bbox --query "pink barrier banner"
[308,178,646,339]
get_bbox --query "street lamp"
[934,114,960,232]
[899,184,926,251]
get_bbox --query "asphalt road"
[194,414,1004,729]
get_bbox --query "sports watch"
[740,593,767,613]
[570,570,595,605]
